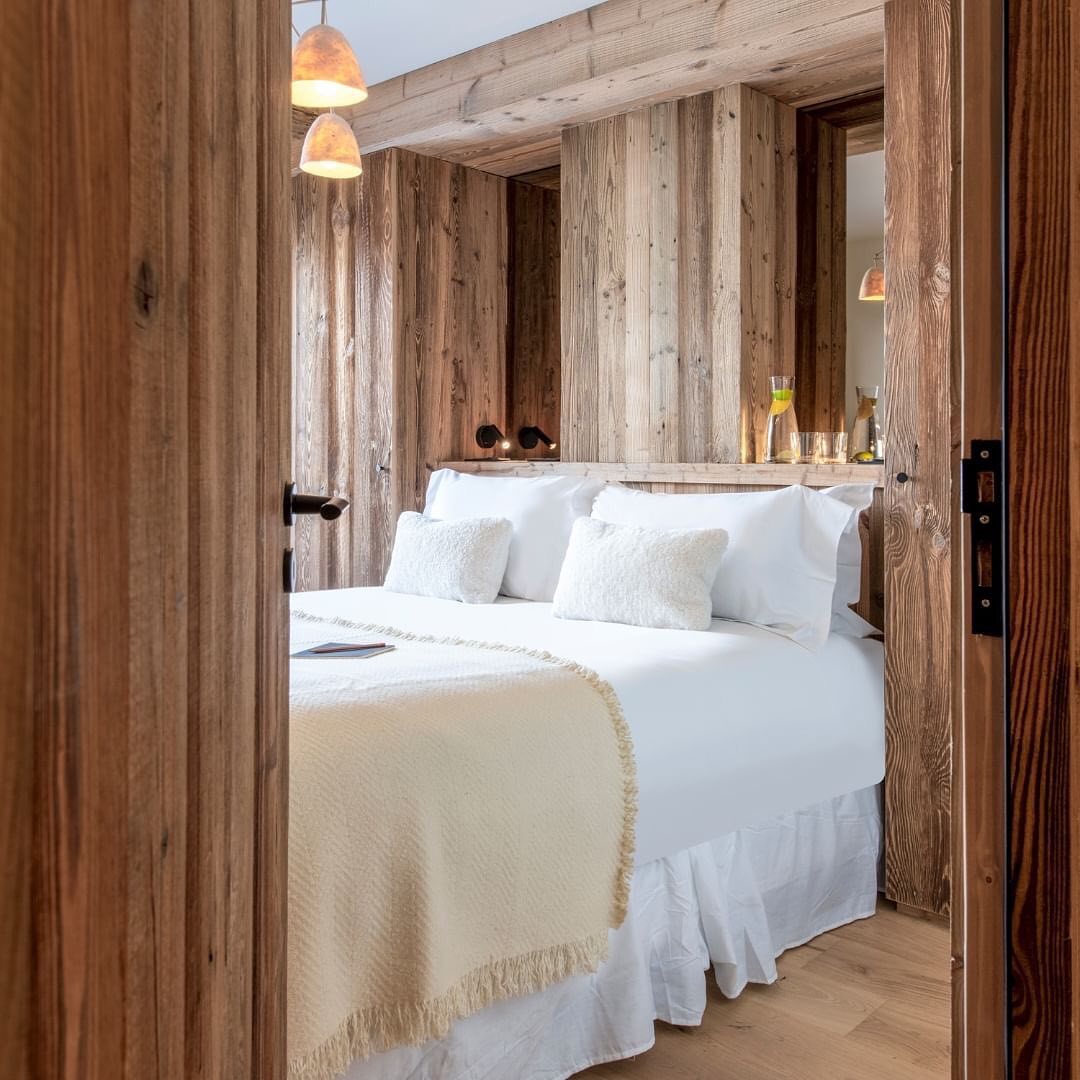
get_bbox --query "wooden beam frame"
[953,0,1007,1075]
[292,0,886,175]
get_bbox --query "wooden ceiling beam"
[291,0,885,175]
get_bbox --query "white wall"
[846,152,885,426]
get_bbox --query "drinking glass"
[821,432,849,463]
[794,431,824,464]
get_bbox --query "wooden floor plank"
[576,904,950,1079]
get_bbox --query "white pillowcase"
[591,484,853,650]
[553,517,729,632]
[424,469,604,602]
[822,484,877,611]
[384,512,512,604]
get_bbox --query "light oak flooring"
[576,903,950,1080]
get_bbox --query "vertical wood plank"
[506,179,562,459]
[1007,0,1076,1073]
[712,85,745,463]
[0,0,35,1073]
[677,92,714,461]
[795,112,848,434]
[622,110,650,463]
[953,0,1007,1075]
[648,101,680,462]
[883,0,954,918]
[560,122,599,462]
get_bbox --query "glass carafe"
[764,375,799,463]
[849,385,884,462]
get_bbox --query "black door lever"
[283,482,350,526]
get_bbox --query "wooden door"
[0,0,291,1077]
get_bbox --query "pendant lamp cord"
[321,0,327,24]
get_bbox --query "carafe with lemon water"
[764,375,799,463]
[849,385,884,462]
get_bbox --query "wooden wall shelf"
[438,460,886,489]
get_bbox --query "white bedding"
[291,587,885,865]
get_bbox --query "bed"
[290,585,885,1080]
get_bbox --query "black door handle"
[283,483,350,526]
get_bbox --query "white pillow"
[822,484,877,614]
[553,517,729,631]
[384,512,512,604]
[424,469,603,602]
[591,484,853,650]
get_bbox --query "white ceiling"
[292,0,596,87]
[847,151,885,240]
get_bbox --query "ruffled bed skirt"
[343,786,882,1080]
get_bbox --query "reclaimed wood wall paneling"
[561,85,799,465]
[292,150,507,588]
[507,179,562,459]
[882,0,954,919]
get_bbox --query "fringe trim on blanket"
[287,932,611,1080]
[289,608,639,1075]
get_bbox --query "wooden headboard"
[439,460,886,631]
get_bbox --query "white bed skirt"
[340,786,882,1080]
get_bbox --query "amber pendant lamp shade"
[292,24,368,108]
[858,254,886,301]
[299,112,363,179]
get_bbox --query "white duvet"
[291,587,885,866]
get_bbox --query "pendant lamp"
[858,252,886,301]
[291,2,368,109]
[299,112,363,179]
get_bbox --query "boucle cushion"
[553,517,729,631]
[384,512,512,604]
[424,469,604,602]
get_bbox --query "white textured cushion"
[591,484,852,650]
[384,512,512,604]
[424,469,604,601]
[553,518,729,631]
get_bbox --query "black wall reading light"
[475,424,511,451]
[518,426,557,451]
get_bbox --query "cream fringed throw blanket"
[288,611,638,1080]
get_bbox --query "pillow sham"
[822,483,877,616]
[424,469,604,602]
[383,511,512,604]
[591,484,853,650]
[552,517,729,632]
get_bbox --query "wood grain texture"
[0,0,35,1074]
[795,112,847,435]
[2,0,290,1076]
[952,0,1007,1075]
[575,904,949,1080]
[882,0,954,919]
[292,160,396,589]
[324,0,885,178]
[253,0,292,1072]
[561,87,797,465]
[292,150,507,588]
[1007,0,1077,1073]
[439,459,885,487]
[805,89,885,156]
[507,180,561,459]
[394,150,508,514]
